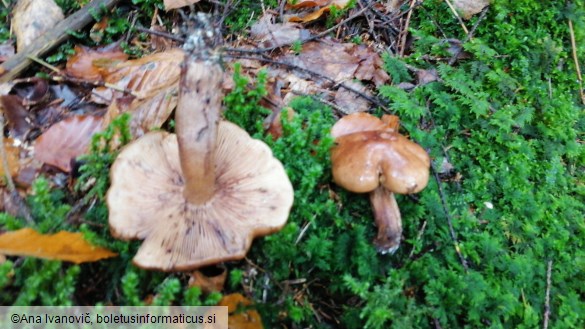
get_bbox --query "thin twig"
[0,116,33,224]
[543,260,552,329]
[408,220,427,258]
[398,0,417,57]
[431,163,469,272]
[568,19,585,105]
[448,6,489,66]
[226,54,390,111]
[26,55,60,73]
[443,0,469,35]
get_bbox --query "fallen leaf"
[0,138,22,184]
[250,13,311,48]
[352,45,390,86]
[416,68,439,86]
[0,228,117,263]
[34,115,104,172]
[0,95,32,140]
[267,107,296,139]
[334,81,371,114]
[98,48,184,137]
[286,0,330,9]
[11,0,64,52]
[281,41,359,85]
[164,0,200,10]
[288,0,351,23]
[453,0,490,19]
[188,267,227,294]
[217,293,264,329]
[66,43,129,81]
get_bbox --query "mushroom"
[330,113,429,254]
[106,15,293,271]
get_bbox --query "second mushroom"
[330,113,430,254]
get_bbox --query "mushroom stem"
[176,58,223,204]
[369,186,402,254]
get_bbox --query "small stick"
[431,163,469,271]
[408,220,427,258]
[398,0,417,57]
[543,260,552,329]
[568,19,585,105]
[0,116,33,224]
[448,6,489,66]
[443,0,469,35]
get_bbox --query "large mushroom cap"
[107,121,293,271]
[331,130,430,194]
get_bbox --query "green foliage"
[76,112,131,201]
[0,0,12,42]
[223,63,269,135]
[222,0,278,33]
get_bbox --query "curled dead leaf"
[0,228,117,263]
[188,266,227,294]
[217,293,264,329]
[287,0,351,23]
[98,49,184,138]
[34,115,103,172]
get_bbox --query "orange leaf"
[65,43,128,81]
[0,138,21,184]
[188,268,227,294]
[218,293,264,329]
[34,115,103,172]
[0,228,117,263]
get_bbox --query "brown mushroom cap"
[331,130,430,194]
[107,121,294,271]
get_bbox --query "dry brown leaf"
[334,81,371,114]
[98,49,184,138]
[164,0,200,10]
[0,138,22,185]
[217,293,264,329]
[65,43,128,81]
[452,0,490,19]
[250,13,311,48]
[352,45,390,86]
[267,107,296,139]
[0,228,117,263]
[188,268,227,294]
[0,95,32,140]
[287,0,330,9]
[34,115,103,172]
[12,0,64,52]
[288,0,350,23]
[282,41,359,84]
